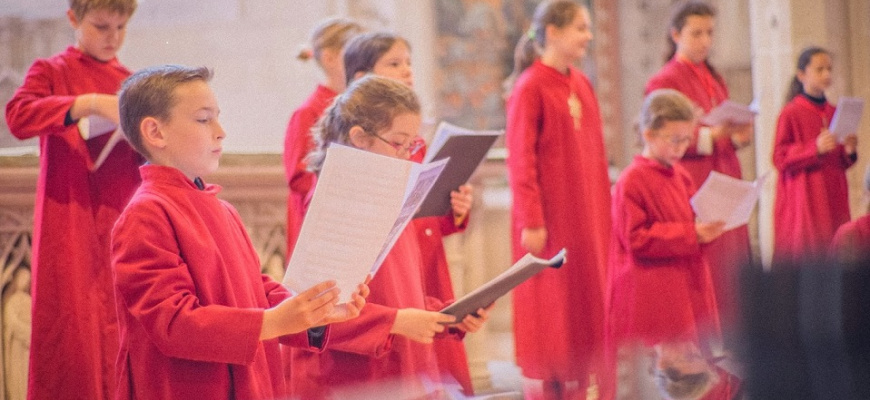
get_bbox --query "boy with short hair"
[5,1,141,398]
[112,64,368,399]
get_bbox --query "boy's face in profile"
[67,8,130,62]
[149,80,225,180]
[644,120,694,167]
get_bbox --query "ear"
[796,69,807,84]
[669,27,681,45]
[66,9,80,29]
[641,128,655,144]
[139,117,167,150]
[348,125,371,149]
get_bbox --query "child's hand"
[321,276,372,325]
[450,184,473,222]
[696,221,726,244]
[521,227,547,255]
[816,129,837,154]
[452,303,494,333]
[390,308,456,344]
[843,134,858,155]
[260,280,340,340]
[729,123,753,149]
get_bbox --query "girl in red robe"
[284,17,363,257]
[605,89,725,399]
[4,2,141,399]
[644,0,752,338]
[503,1,611,398]
[774,46,858,264]
[343,31,479,394]
[289,75,489,399]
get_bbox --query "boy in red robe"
[4,1,141,398]
[605,89,725,399]
[111,65,368,400]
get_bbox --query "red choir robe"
[4,46,143,400]
[773,94,855,263]
[830,215,870,263]
[645,56,750,332]
[283,84,337,256]
[289,226,448,399]
[506,60,611,384]
[111,165,322,400]
[409,146,474,395]
[412,216,474,395]
[606,156,721,350]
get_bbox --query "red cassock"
[606,155,721,352]
[412,216,474,395]
[111,165,321,400]
[773,95,855,263]
[831,215,870,261]
[505,60,611,383]
[5,46,143,400]
[645,56,750,331]
[289,226,448,399]
[283,84,336,256]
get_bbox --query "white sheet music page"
[283,145,410,302]
[829,97,865,141]
[690,171,767,231]
[699,100,756,126]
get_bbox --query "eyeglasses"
[373,134,425,156]
[659,134,691,146]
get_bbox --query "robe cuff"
[697,127,714,155]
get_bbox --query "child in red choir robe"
[111,65,369,400]
[284,17,363,257]
[503,1,611,398]
[774,46,858,264]
[343,31,479,395]
[4,1,142,398]
[605,89,725,399]
[645,0,752,341]
[831,165,870,264]
[289,75,490,400]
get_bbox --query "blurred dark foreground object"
[740,258,870,400]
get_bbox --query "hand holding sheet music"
[690,171,767,231]
[282,144,447,303]
[829,97,865,141]
[440,249,566,320]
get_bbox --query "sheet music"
[690,171,768,231]
[700,100,757,126]
[77,115,117,140]
[829,97,865,141]
[283,144,446,302]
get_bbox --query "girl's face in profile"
[371,41,414,88]
[547,7,594,62]
[644,119,694,167]
[354,112,422,160]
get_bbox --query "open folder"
[414,122,501,218]
[282,144,448,303]
[690,171,767,231]
[440,249,566,320]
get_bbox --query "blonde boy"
[112,64,368,399]
[4,1,140,398]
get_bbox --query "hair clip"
[527,27,536,40]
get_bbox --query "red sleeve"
[773,105,823,173]
[113,199,265,365]
[5,59,78,139]
[506,83,546,229]
[318,303,396,357]
[283,107,319,186]
[616,177,701,261]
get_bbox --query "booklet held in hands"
[440,249,566,321]
[700,100,756,126]
[829,97,865,141]
[414,122,501,218]
[690,171,767,231]
[283,144,448,303]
